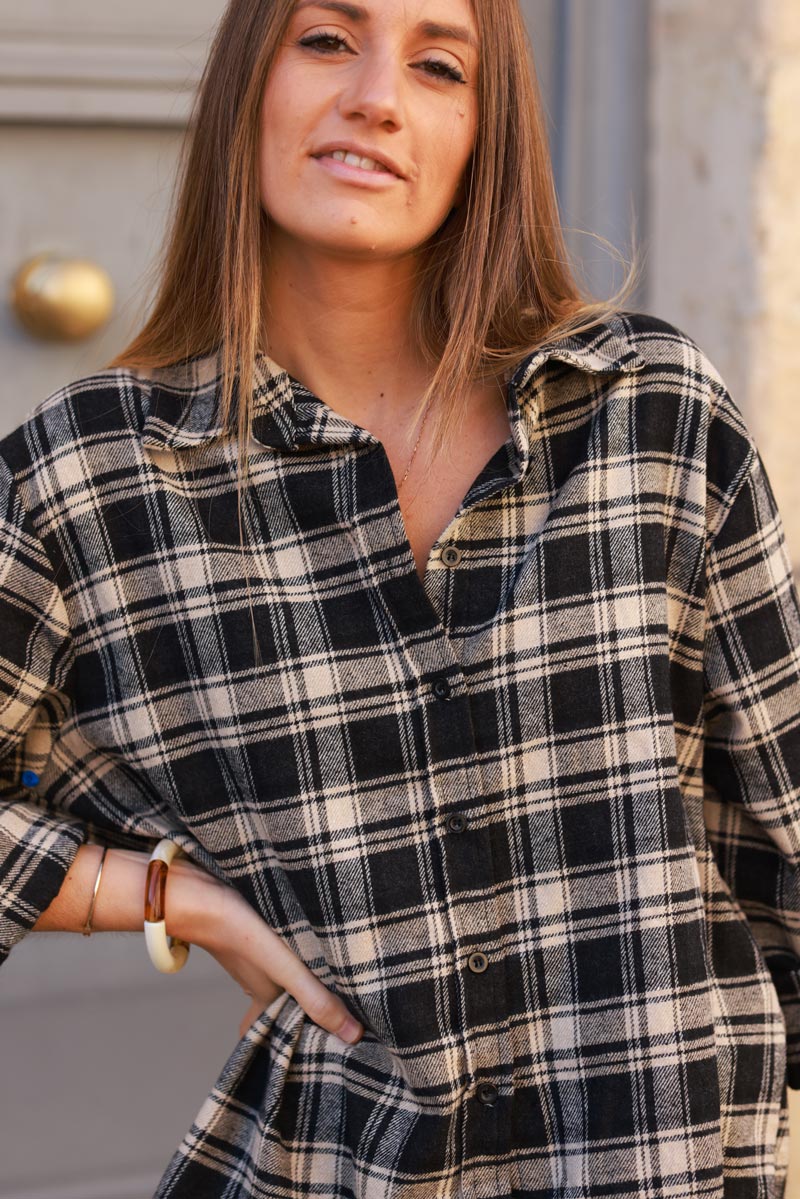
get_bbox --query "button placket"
[422,670,510,1137]
[354,443,512,1146]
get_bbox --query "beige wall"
[751,1,800,568]
[650,0,800,573]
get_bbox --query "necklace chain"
[397,396,433,491]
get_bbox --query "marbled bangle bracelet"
[144,838,191,972]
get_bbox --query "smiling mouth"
[315,150,399,177]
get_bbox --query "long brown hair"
[107,0,638,499]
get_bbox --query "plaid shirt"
[2,311,799,1198]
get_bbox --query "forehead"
[290,0,478,37]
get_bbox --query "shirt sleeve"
[0,453,89,964]
[701,394,800,1088]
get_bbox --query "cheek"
[258,129,280,213]
[439,92,476,153]
[259,68,305,167]
[424,109,476,200]
[259,124,302,217]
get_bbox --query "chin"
[267,211,434,261]
[305,225,407,258]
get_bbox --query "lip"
[311,141,407,180]
[313,155,402,190]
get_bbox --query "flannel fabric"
[1,310,799,1198]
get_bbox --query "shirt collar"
[139,315,646,454]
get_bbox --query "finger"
[221,894,365,1044]
[239,996,266,1038]
[241,920,364,1044]
[211,946,284,1010]
[257,977,284,1007]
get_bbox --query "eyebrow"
[292,1,478,51]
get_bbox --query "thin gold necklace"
[397,396,434,492]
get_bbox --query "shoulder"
[613,308,747,427]
[590,310,749,440]
[516,308,746,437]
[609,310,740,409]
[604,309,732,392]
[0,352,220,482]
[0,356,213,532]
[523,309,758,512]
[601,311,759,526]
[0,365,152,479]
[518,308,734,402]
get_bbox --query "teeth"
[329,149,390,173]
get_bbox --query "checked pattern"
[1,311,799,1197]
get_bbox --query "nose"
[338,48,404,130]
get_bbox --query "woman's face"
[259,0,479,263]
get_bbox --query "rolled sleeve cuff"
[0,799,89,963]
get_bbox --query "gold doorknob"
[10,253,115,341]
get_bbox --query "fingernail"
[339,1017,363,1044]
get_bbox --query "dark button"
[441,546,463,567]
[432,678,452,700]
[447,813,468,833]
[21,770,40,788]
[476,1082,498,1105]
[468,951,489,973]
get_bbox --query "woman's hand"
[168,863,364,1045]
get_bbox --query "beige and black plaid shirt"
[2,311,799,1197]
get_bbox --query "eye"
[296,31,467,85]
[297,31,353,55]
[414,57,466,85]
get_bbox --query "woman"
[2,0,799,1195]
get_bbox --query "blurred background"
[1,1,799,1195]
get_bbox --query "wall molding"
[0,6,223,124]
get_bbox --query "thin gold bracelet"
[82,845,108,937]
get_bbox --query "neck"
[261,239,435,428]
